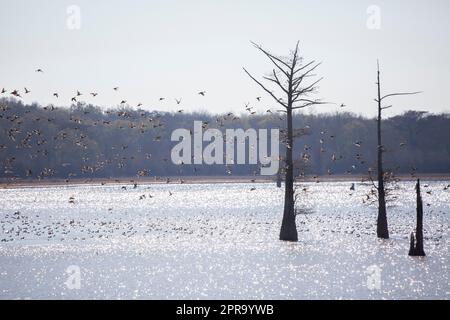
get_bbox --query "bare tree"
[244,41,327,241]
[374,61,421,239]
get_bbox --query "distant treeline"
[1,98,449,181]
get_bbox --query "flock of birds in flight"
[2,68,278,196]
[0,68,448,247]
[1,67,448,202]
[4,69,343,114]
[5,68,209,113]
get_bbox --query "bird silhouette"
[10,90,21,97]
[198,91,206,96]
[35,69,43,73]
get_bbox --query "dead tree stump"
[409,179,426,256]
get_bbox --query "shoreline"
[1,174,449,189]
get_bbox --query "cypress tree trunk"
[376,64,389,239]
[372,61,420,240]
[409,179,426,256]
[279,107,298,241]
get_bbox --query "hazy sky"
[1,0,449,117]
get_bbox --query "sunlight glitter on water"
[0,181,448,299]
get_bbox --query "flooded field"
[0,181,448,299]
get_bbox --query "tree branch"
[262,69,288,94]
[293,77,323,101]
[368,171,379,191]
[380,91,422,101]
[293,60,317,75]
[243,67,288,108]
[250,41,290,77]
[292,100,332,110]
[291,62,322,93]
[291,41,300,71]
[295,62,322,77]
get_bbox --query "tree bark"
[279,107,298,241]
[409,179,426,256]
[376,64,389,239]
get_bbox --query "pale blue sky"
[1,0,449,117]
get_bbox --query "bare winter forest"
[1,98,449,181]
